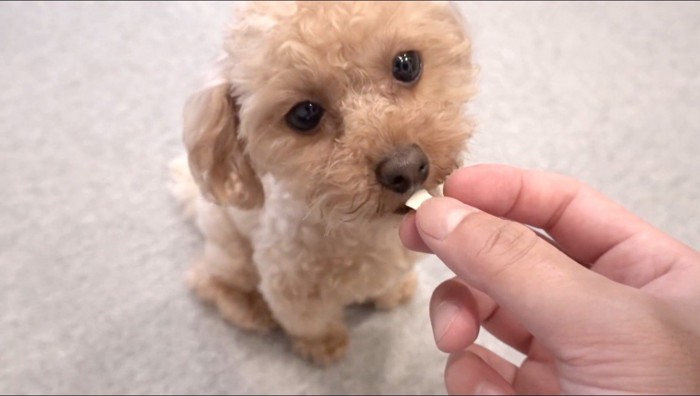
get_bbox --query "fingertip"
[414,197,478,242]
[443,164,522,216]
[445,350,516,396]
[444,163,508,193]
[399,212,432,253]
[398,211,415,242]
[430,278,480,353]
[443,166,470,198]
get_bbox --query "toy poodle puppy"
[170,1,475,364]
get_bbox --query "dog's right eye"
[285,101,325,134]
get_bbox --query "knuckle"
[476,220,539,280]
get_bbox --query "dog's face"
[185,2,475,223]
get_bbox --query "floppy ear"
[182,78,264,209]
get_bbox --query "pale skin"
[399,164,700,395]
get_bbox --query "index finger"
[444,164,650,264]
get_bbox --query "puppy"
[171,1,476,364]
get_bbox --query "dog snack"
[405,184,444,210]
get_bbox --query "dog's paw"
[373,271,418,310]
[292,325,349,365]
[187,267,277,332]
[221,289,278,332]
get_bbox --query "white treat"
[405,184,444,210]
[428,183,444,197]
[405,189,432,210]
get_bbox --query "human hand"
[400,164,700,395]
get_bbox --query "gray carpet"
[1,2,698,394]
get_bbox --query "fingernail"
[432,300,460,345]
[418,198,478,241]
[475,382,510,395]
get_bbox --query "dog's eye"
[392,51,422,84]
[285,101,325,133]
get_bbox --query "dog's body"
[171,1,475,364]
[172,164,419,362]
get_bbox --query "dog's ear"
[182,77,264,209]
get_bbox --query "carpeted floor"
[1,2,698,394]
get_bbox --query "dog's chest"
[249,197,414,302]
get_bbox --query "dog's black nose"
[375,144,429,194]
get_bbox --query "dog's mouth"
[390,187,421,215]
[391,184,444,215]
[393,205,412,215]
[392,189,419,215]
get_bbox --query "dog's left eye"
[392,51,422,84]
[285,101,325,134]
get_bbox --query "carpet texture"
[1,2,698,394]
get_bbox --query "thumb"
[415,197,618,342]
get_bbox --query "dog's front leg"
[372,270,418,310]
[259,275,348,365]
[186,202,277,332]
